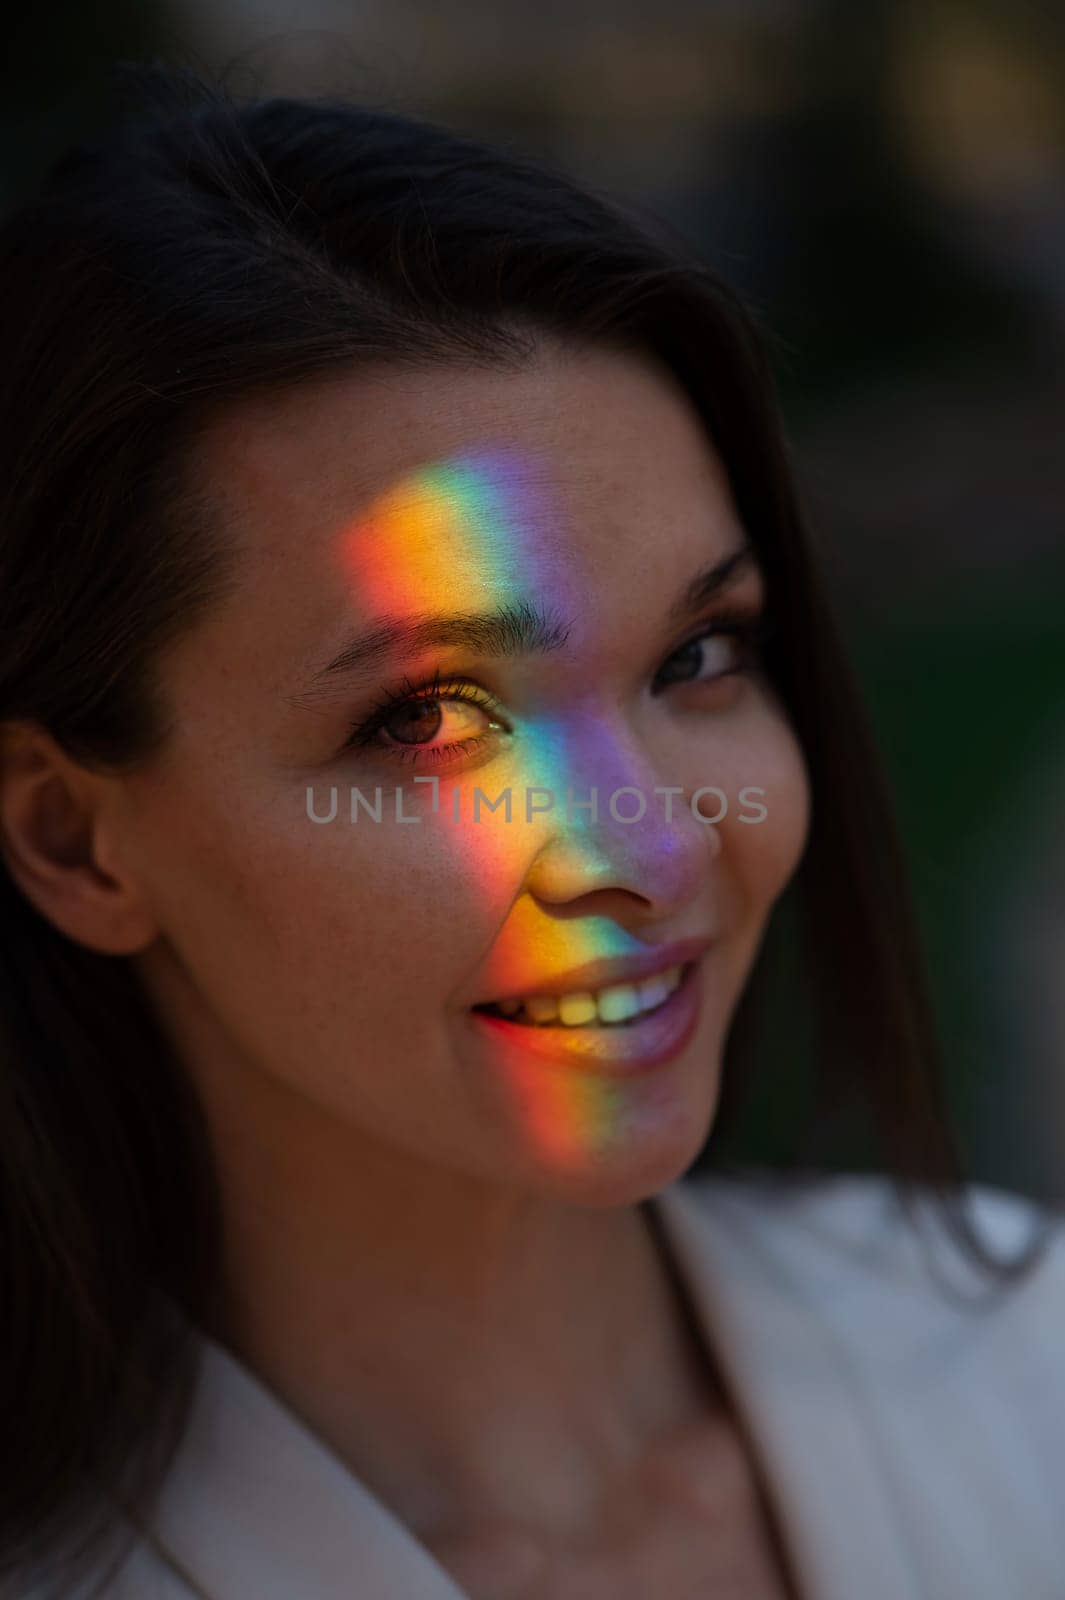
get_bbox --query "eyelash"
[341,607,776,768]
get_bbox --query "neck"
[195,1085,724,1545]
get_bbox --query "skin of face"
[106,339,810,1210]
[0,335,812,1548]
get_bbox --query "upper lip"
[472,935,714,1007]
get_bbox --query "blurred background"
[4,0,1063,1203]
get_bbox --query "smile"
[467,957,705,1074]
[473,963,688,1029]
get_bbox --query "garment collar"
[132,1172,914,1600]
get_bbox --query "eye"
[652,610,773,694]
[341,672,507,768]
[340,610,774,766]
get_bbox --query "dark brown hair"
[0,61,1051,1598]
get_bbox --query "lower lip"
[467,960,704,1076]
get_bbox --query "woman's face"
[118,338,810,1205]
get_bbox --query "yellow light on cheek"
[331,446,645,1158]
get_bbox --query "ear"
[0,721,159,955]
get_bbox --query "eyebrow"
[287,539,757,708]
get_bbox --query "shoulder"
[655,1169,1065,1589]
[672,1165,1061,1278]
[661,1166,1065,1576]
[9,1521,201,1600]
[668,1165,1065,1374]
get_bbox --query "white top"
[49,1170,1065,1598]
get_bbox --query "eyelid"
[343,670,507,752]
[342,599,773,759]
[660,602,774,664]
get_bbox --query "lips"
[470,934,715,1010]
[466,952,707,1075]
[474,963,688,1029]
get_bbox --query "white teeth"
[490,965,685,1028]
[596,984,643,1024]
[638,972,673,1010]
[558,992,598,1027]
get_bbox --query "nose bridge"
[523,708,715,906]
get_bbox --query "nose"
[522,722,719,921]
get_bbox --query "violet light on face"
[117,344,808,1204]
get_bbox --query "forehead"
[185,344,747,688]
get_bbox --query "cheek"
[127,767,512,1069]
[712,703,811,907]
[296,813,506,1019]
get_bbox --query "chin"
[521,1093,718,1211]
